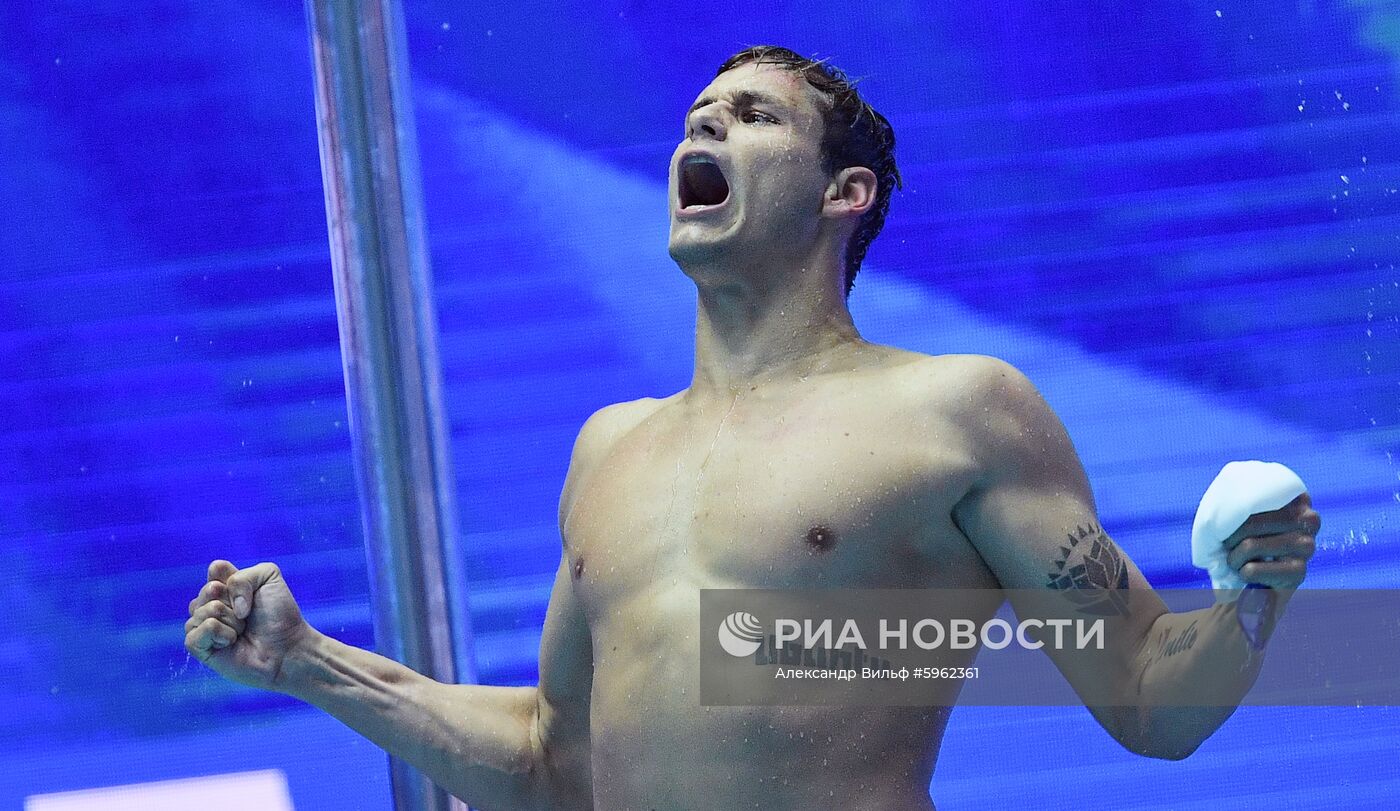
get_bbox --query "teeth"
[682,154,716,166]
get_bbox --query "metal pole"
[303,1,476,809]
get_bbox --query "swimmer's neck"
[686,263,864,399]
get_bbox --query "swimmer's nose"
[687,108,728,143]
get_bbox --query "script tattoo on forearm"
[1134,619,1200,694]
[1147,620,1200,661]
[1045,523,1130,616]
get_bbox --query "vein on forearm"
[285,631,541,805]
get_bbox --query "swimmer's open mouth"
[679,155,730,209]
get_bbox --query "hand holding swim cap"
[1191,461,1318,602]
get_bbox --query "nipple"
[805,525,837,553]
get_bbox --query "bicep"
[951,360,1166,706]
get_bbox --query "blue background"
[2,0,1398,808]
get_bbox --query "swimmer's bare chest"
[564,359,998,605]
[561,356,1000,808]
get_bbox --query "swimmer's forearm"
[278,629,551,810]
[1122,602,1275,759]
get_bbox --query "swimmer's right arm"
[183,402,651,809]
[184,556,592,811]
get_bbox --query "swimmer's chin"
[667,241,744,280]
[667,231,736,267]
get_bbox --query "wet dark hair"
[716,45,901,295]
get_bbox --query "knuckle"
[201,602,236,624]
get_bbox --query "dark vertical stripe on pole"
[303,1,476,809]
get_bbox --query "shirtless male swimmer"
[184,46,1321,810]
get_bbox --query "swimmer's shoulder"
[897,350,1063,468]
[910,351,1032,391]
[559,396,672,514]
[572,396,672,461]
[872,348,1046,432]
[867,347,1034,405]
[841,343,1018,376]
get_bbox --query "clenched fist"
[1224,491,1320,591]
[184,559,315,692]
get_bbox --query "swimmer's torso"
[562,349,1002,810]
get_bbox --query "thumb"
[227,562,281,620]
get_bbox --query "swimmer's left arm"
[948,357,1318,760]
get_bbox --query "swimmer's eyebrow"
[686,89,788,118]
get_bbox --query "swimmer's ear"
[822,166,877,221]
